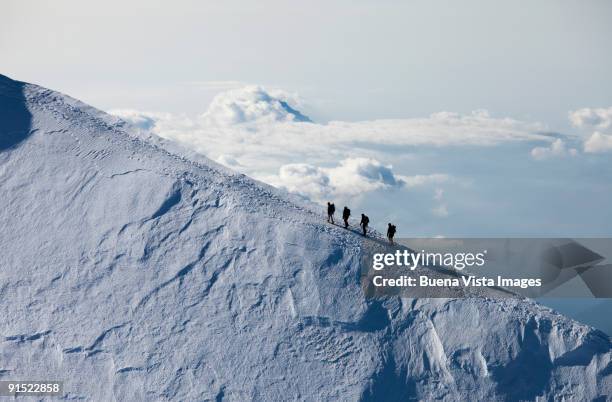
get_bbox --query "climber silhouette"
[360,214,369,236]
[342,206,350,228]
[327,202,336,224]
[387,223,397,245]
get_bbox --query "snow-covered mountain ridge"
[0,74,610,401]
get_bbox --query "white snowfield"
[0,74,610,401]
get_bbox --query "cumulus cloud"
[567,106,612,154]
[584,132,612,153]
[325,158,405,193]
[530,138,577,160]
[569,107,612,129]
[266,163,333,201]
[263,158,443,201]
[201,86,311,126]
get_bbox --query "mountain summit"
[0,74,610,400]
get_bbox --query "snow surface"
[0,74,611,401]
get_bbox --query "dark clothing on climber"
[387,223,397,245]
[342,207,350,228]
[360,214,369,236]
[327,202,336,224]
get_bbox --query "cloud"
[584,132,612,153]
[530,138,577,160]
[569,107,612,130]
[201,86,311,126]
[265,163,332,201]
[316,109,547,147]
[263,158,443,201]
[325,158,404,192]
[567,107,612,154]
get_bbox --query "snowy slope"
[0,74,611,401]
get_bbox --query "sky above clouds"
[2,0,611,236]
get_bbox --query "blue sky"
[2,0,612,236]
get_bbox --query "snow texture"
[0,74,611,401]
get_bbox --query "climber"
[327,202,336,224]
[387,223,397,245]
[342,206,351,228]
[360,214,369,236]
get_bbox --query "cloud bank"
[109,86,565,206]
